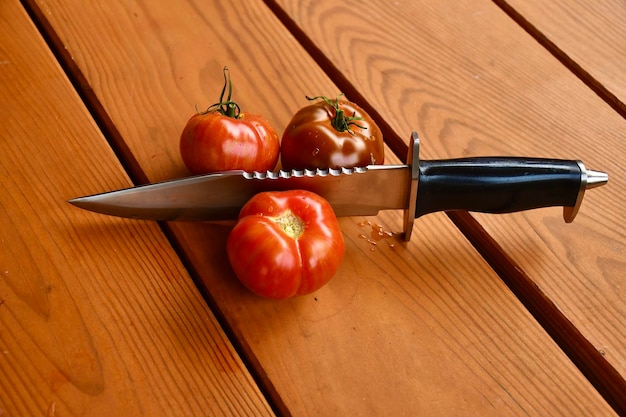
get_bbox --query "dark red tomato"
[280,95,384,170]
[180,67,279,175]
[226,190,345,299]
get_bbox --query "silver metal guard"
[403,132,420,240]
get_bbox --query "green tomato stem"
[198,66,242,118]
[306,94,366,134]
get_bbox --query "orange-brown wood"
[0,2,274,416]
[498,0,626,112]
[270,0,626,411]
[21,0,619,415]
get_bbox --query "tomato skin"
[226,190,345,299]
[280,98,384,170]
[180,112,279,175]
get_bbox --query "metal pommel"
[563,161,609,223]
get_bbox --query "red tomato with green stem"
[280,95,384,170]
[180,67,279,175]
[226,190,345,299]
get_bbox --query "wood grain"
[269,0,626,411]
[496,0,626,114]
[24,0,618,415]
[0,2,274,416]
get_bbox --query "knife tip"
[67,196,93,210]
[67,197,82,206]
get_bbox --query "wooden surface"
[497,0,626,113]
[270,0,626,411]
[0,2,273,416]
[1,0,623,415]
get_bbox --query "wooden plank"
[25,0,617,415]
[268,0,626,412]
[496,0,626,113]
[0,2,274,416]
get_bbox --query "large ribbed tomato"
[226,190,345,299]
[180,68,279,175]
[280,95,384,170]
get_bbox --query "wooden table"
[1,0,624,415]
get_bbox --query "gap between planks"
[491,0,625,118]
[262,0,626,414]
[21,0,625,414]
[18,1,290,416]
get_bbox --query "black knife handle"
[415,158,581,218]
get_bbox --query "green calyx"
[306,94,366,134]
[198,66,241,118]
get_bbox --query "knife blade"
[68,133,608,240]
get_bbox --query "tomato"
[280,95,384,170]
[226,190,345,299]
[180,112,279,174]
[180,68,279,175]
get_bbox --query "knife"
[69,132,608,241]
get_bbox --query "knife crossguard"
[404,132,421,241]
